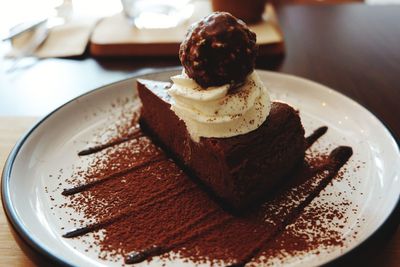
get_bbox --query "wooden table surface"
[0,3,399,267]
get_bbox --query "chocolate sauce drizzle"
[63,217,117,238]
[125,246,162,264]
[305,126,328,149]
[230,146,353,267]
[78,129,143,156]
[62,126,353,265]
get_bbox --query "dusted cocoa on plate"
[59,11,355,266]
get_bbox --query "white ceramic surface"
[2,69,399,267]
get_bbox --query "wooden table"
[0,3,399,267]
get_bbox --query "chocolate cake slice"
[137,79,306,210]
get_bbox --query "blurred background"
[0,0,399,116]
[1,0,399,36]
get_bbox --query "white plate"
[2,69,399,267]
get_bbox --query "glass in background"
[121,0,193,29]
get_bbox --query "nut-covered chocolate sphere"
[179,12,258,88]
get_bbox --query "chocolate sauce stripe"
[78,129,143,156]
[62,155,165,196]
[306,126,328,149]
[62,216,119,238]
[229,146,353,267]
[63,184,198,238]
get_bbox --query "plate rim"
[2,67,399,267]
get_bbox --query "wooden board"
[90,2,284,57]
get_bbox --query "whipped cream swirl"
[168,71,271,142]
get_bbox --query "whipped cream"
[168,71,271,142]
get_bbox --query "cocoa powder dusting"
[55,108,356,266]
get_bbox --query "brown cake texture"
[137,79,306,210]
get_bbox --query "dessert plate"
[2,68,399,267]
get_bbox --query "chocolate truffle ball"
[179,12,258,88]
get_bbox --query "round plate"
[2,69,399,266]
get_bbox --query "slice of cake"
[138,79,306,210]
[137,12,306,210]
